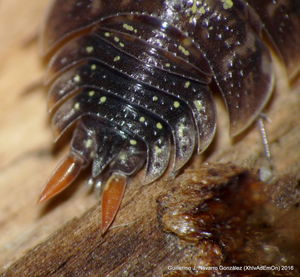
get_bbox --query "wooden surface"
[0,0,96,270]
[0,0,300,276]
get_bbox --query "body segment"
[40,0,300,232]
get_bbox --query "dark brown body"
[39,0,300,232]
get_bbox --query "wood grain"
[0,0,299,276]
[0,0,97,270]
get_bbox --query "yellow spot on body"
[139,116,145,123]
[91,64,97,70]
[152,96,158,102]
[221,0,233,9]
[178,45,190,56]
[119,42,125,47]
[188,0,207,23]
[85,139,93,148]
[86,46,94,53]
[178,123,185,138]
[199,6,205,14]
[191,0,197,14]
[74,102,80,110]
[88,90,95,97]
[104,32,111,37]
[73,74,81,83]
[114,56,121,62]
[156,122,163,130]
[100,96,107,103]
[194,100,203,112]
[155,145,162,155]
[114,36,120,42]
[130,139,137,145]
[119,153,127,161]
[184,81,191,88]
[173,101,180,108]
[123,23,134,31]
[165,63,170,67]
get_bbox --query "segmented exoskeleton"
[39,0,300,233]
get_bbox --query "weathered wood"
[0,0,300,276]
[0,164,256,276]
[0,0,95,270]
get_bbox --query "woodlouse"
[39,0,300,233]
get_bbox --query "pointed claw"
[101,174,127,234]
[38,154,83,203]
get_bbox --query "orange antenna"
[38,155,83,203]
[101,174,127,234]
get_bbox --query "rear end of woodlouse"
[39,0,300,233]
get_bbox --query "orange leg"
[38,154,84,203]
[101,174,127,234]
